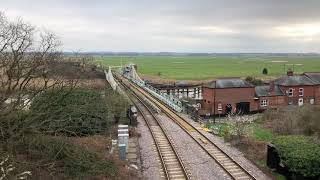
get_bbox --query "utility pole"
[213,81,216,124]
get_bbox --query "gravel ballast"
[179,113,270,180]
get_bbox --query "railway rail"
[119,78,190,180]
[117,74,257,180]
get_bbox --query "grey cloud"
[2,0,320,52]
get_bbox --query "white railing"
[123,65,183,112]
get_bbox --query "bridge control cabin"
[149,82,202,100]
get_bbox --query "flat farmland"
[95,55,320,80]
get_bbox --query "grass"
[249,123,274,141]
[209,121,274,141]
[95,55,320,80]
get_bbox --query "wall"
[201,87,256,115]
[279,85,315,105]
[201,87,214,115]
[257,96,286,110]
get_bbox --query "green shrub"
[262,68,268,75]
[212,123,233,139]
[29,88,110,136]
[245,76,264,86]
[27,135,116,178]
[273,135,320,177]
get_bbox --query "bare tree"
[0,12,77,144]
[226,112,253,141]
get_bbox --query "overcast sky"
[2,0,320,53]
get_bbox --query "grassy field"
[95,55,320,80]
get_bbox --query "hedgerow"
[26,135,117,178]
[273,135,320,177]
[29,88,110,136]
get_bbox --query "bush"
[245,76,264,86]
[29,88,110,136]
[261,105,320,137]
[26,135,117,178]
[262,68,268,75]
[105,88,130,124]
[273,135,320,177]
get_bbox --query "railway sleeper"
[222,162,235,166]
[161,151,174,154]
[163,157,177,161]
[169,174,186,179]
[168,170,183,174]
[159,147,172,150]
[158,144,170,147]
[163,154,176,158]
[164,158,178,162]
[225,165,239,170]
[169,167,183,171]
[232,172,247,176]
[234,176,252,180]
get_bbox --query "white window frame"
[288,88,293,97]
[260,99,268,107]
[299,88,304,97]
[310,98,315,105]
[298,98,304,106]
[217,103,222,111]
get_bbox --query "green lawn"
[95,55,320,80]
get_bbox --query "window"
[260,99,268,107]
[299,88,304,96]
[208,101,210,103]
[288,88,293,97]
[217,103,222,111]
[204,99,206,102]
[310,98,315,105]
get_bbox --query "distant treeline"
[63,52,320,57]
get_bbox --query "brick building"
[274,71,316,106]
[200,79,256,115]
[200,70,320,116]
[303,72,320,104]
[254,84,286,110]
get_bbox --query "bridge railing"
[122,67,183,113]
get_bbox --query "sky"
[2,0,320,53]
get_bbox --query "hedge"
[273,135,320,177]
[29,88,110,136]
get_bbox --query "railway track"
[117,75,257,180]
[119,79,190,180]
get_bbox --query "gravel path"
[179,113,271,180]
[137,115,164,180]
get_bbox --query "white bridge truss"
[122,64,183,112]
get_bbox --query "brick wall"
[279,85,315,105]
[201,87,256,115]
[315,85,320,105]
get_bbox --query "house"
[254,84,286,110]
[199,70,320,116]
[274,70,316,106]
[200,78,256,115]
[303,72,320,105]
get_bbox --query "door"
[298,98,304,106]
[236,102,250,114]
[225,104,232,114]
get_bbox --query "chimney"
[287,68,293,76]
[269,81,275,95]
